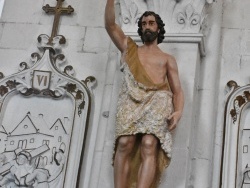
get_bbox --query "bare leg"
[114,135,136,188]
[137,134,158,188]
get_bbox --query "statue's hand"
[167,111,182,131]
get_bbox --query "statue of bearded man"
[104,1,184,187]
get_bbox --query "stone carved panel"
[0,36,96,188]
[119,0,214,34]
[221,81,250,188]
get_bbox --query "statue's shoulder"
[127,37,137,48]
[125,37,138,56]
[163,52,176,62]
[162,52,177,69]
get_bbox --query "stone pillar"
[189,2,223,188]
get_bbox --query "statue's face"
[141,15,159,43]
[17,155,28,165]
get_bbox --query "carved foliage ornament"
[0,80,19,97]
[121,1,140,25]
[177,4,201,31]
[63,83,86,116]
[230,93,250,123]
[119,0,214,34]
[227,81,250,124]
[120,0,142,32]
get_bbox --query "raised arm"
[105,0,127,52]
[166,56,184,131]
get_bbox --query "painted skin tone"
[105,0,184,187]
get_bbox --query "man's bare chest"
[138,52,166,71]
[137,52,167,83]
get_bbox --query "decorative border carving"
[177,4,201,32]
[128,32,206,57]
[0,35,96,188]
[63,83,86,116]
[119,0,214,34]
[221,81,250,188]
[0,80,20,97]
[230,91,250,124]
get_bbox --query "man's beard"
[142,29,158,43]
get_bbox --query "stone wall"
[213,0,250,187]
[0,0,113,187]
[1,0,250,187]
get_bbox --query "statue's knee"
[117,136,135,153]
[141,136,157,155]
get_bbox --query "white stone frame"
[221,81,250,188]
[0,36,96,188]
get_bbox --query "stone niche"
[0,35,95,188]
[110,0,216,187]
[221,81,250,188]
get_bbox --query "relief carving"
[0,112,68,188]
[221,81,250,188]
[0,80,19,97]
[119,0,214,34]
[120,0,143,32]
[0,1,95,185]
[176,4,201,32]
[0,34,96,188]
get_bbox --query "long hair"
[137,11,165,44]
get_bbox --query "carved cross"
[43,0,74,45]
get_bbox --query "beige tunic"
[114,37,174,188]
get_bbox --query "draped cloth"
[113,37,174,188]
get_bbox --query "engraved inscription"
[32,71,51,90]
